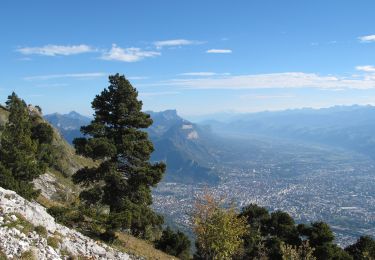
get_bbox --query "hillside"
[0,105,177,260]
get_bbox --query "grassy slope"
[0,106,176,260]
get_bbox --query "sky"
[1,0,375,118]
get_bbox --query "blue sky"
[1,0,375,117]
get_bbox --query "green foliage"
[0,93,43,200]
[31,122,54,144]
[34,225,48,238]
[155,227,191,259]
[297,222,352,259]
[298,222,334,247]
[266,211,301,245]
[314,244,352,260]
[193,192,249,259]
[345,236,375,260]
[3,213,34,235]
[47,236,61,249]
[280,241,316,260]
[47,206,84,227]
[17,250,37,260]
[237,204,358,260]
[72,74,166,239]
[0,249,6,260]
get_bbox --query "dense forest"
[0,74,374,260]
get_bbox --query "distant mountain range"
[204,105,375,159]
[45,105,375,184]
[44,111,92,144]
[45,110,220,185]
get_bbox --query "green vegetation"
[2,213,34,234]
[72,74,166,241]
[190,195,375,260]
[16,250,36,260]
[280,241,316,260]
[0,93,48,200]
[0,249,6,260]
[155,226,191,259]
[34,225,48,238]
[345,236,375,260]
[47,235,61,249]
[193,192,249,259]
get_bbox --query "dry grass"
[114,232,177,260]
[36,194,64,208]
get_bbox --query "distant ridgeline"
[44,111,91,144]
[206,105,375,160]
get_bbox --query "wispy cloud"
[140,72,375,90]
[101,44,160,62]
[154,39,203,49]
[127,76,149,80]
[179,72,230,76]
[358,35,375,43]
[35,83,69,88]
[139,91,180,97]
[206,49,232,54]
[17,44,95,56]
[356,65,375,72]
[24,72,106,81]
[240,94,296,100]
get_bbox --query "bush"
[47,206,84,227]
[155,227,191,259]
[34,225,48,238]
[32,122,54,144]
[47,236,61,249]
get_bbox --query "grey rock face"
[0,187,133,259]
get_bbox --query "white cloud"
[239,94,296,100]
[101,44,160,62]
[127,76,149,80]
[139,91,180,97]
[139,72,375,90]
[17,44,95,56]
[358,35,375,42]
[154,39,202,49]
[24,72,106,81]
[356,65,375,72]
[206,49,232,54]
[179,72,230,76]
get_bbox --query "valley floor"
[153,137,375,247]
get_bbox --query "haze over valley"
[46,106,375,247]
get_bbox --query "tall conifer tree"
[0,92,43,199]
[73,74,165,239]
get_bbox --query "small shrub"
[34,225,47,238]
[0,249,7,260]
[17,249,36,260]
[47,236,61,249]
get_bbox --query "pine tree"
[73,74,165,240]
[0,92,43,199]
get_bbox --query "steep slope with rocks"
[0,187,136,259]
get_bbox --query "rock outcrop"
[0,187,134,259]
